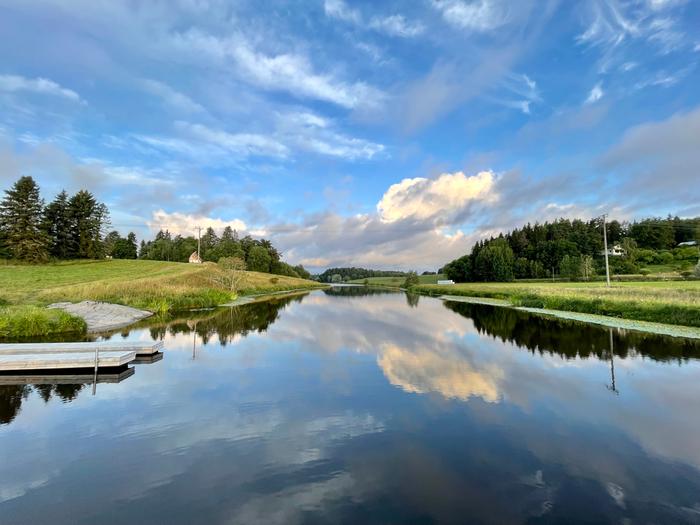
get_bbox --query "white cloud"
[494,73,541,114]
[141,79,205,114]
[177,121,290,158]
[175,30,385,110]
[369,15,424,37]
[577,0,687,55]
[325,0,423,38]
[148,209,247,236]
[0,74,83,103]
[377,170,497,223]
[585,82,604,104]
[431,0,509,32]
[323,0,361,24]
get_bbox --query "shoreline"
[437,294,700,340]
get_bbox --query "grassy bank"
[414,280,700,327]
[0,259,325,337]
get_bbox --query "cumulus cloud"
[0,74,83,103]
[148,209,247,236]
[378,343,502,402]
[377,171,497,223]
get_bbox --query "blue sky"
[0,0,699,271]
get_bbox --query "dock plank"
[0,351,135,371]
[0,340,163,356]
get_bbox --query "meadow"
[0,259,324,337]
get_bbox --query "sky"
[0,0,699,272]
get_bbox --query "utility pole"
[195,226,202,259]
[601,214,611,287]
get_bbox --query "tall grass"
[0,306,86,338]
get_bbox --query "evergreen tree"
[0,176,49,262]
[67,190,109,258]
[43,190,72,259]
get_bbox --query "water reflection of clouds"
[3,290,700,523]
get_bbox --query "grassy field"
[347,274,446,286]
[0,259,324,337]
[414,280,700,327]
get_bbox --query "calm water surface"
[2,287,700,524]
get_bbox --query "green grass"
[0,259,325,337]
[347,274,446,286]
[414,280,700,327]
[0,306,86,338]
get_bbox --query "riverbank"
[414,281,700,328]
[0,260,326,338]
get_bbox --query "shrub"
[403,271,420,288]
[639,268,651,276]
[269,277,279,284]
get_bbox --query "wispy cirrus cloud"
[0,74,83,103]
[324,0,424,38]
[172,30,385,110]
[430,0,511,32]
[140,79,206,115]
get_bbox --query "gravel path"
[47,301,153,333]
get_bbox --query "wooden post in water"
[92,345,99,395]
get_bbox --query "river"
[1,286,700,524]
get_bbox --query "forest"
[442,216,700,282]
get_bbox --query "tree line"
[139,227,310,278]
[0,176,112,262]
[0,175,308,279]
[317,267,407,283]
[442,216,700,282]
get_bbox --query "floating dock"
[0,350,136,371]
[0,367,135,385]
[0,340,163,356]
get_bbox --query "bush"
[403,271,420,288]
[269,277,279,284]
[639,268,651,276]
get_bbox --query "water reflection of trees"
[322,286,400,297]
[0,383,86,425]
[147,295,306,345]
[444,302,700,363]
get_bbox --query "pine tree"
[0,176,49,262]
[68,190,109,258]
[43,190,73,259]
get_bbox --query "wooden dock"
[0,351,136,371]
[0,340,164,372]
[0,367,135,385]
[0,340,163,356]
